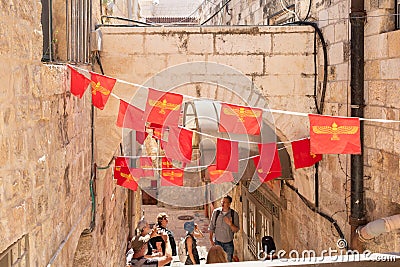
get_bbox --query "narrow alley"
[142,205,211,266]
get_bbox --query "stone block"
[102,33,144,55]
[365,60,381,80]
[318,9,329,28]
[379,0,393,9]
[326,81,347,103]
[273,33,314,54]
[367,80,386,106]
[334,20,348,42]
[266,55,314,75]
[207,54,264,75]
[335,63,349,81]
[187,34,213,54]
[328,4,340,21]
[365,33,388,60]
[145,33,189,54]
[393,131,400,155]
[328,42,344,65]
[387,30,400,58]
[380,58,400,79]
[365,10,393,36]
[323,24,335,45]
[215,34,271,54]
[375,126,394,151]
[11,22,31,59]
[253,75,295,96]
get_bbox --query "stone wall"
[0,1,93,265]
[0,1,133,266]
[197,0,400,255]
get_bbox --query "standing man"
[208,195,239,262]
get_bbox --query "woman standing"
[184,221,200,265]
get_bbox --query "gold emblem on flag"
[162,170,183,180]
[210,170,224,176]
[115,167,136,181]
[223,107,261,122]
[162,160,173,168]
[149,99,181,114]
[312,122,358,140]
[258,169,272,174]
[91,81,110,95]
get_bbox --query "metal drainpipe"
[349,0,367,251]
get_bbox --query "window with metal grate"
[0,235,29,267]
[41,0,91,63]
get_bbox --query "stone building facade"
[198,0,400,258]
[0,1,141,266]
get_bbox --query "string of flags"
[67,65,391,191]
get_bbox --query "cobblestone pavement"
[142,205,211,266]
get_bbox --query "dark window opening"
[41,0,53,62]
[396,0,400,29]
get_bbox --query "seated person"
[128,235,172,267]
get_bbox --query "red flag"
[291,138,322,169]
[67,65,91,98]
[140,157,154,177]
[144,88,183,126]
[90,72,117,110]
[116,100,145,131]
[219,103,263,135]
[161,157,175,169]
[208,165,234,184]
[136,131,148,145]
[216,139,239,172]
[163,127,193,163]
[115,156,129,167]
[161,168,184,186]
[253,143,281,182]
[309,114,361,154]
[114,166,141,191]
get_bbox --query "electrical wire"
[201,0,232,25]
[284,181,348,249]
[70,65,400,124]
[279,0,300,21]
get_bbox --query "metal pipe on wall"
[357,214,400,240]
[349,0,367,251]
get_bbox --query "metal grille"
[67,0,91,63]
[0,235,29,267]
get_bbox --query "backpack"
[214,209,235,226]
[178,236,188,263]
[128,257,147,267]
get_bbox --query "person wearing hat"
[127,219,163,265]
[183,221,200,265]
[148,212,176,265]
[128,235,172,267]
